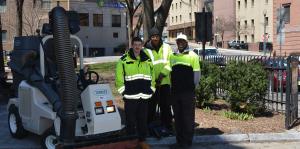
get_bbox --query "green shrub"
[195,61,221,108]
[222,61,268,115]
[222,111,254,121]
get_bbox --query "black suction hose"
[51,6,78,147]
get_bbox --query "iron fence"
[201,55,291,113]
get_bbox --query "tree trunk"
[0,14,4,76]
[16,0,24,36]
[154,0,172,36]
[142,0,154,42]
[127,12,133,48]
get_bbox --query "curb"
[146,131,300,146]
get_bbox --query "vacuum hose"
[51,6,79,147]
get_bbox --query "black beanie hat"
[149,27,160,38]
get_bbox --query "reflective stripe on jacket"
[115,49,156,99]
[144,43,172,85]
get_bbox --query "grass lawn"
[89,62,117,74]
[88,62,119,97]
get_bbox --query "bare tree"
[123,0,142,47]
[23,6,45,35]
[142,0,173,41]
[215,16,236,47]
[0,14,4,79]
[15,0,24,36]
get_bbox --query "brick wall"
[273,0,300,56]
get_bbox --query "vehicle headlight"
[106,106,116,113]
[95,107,104,115]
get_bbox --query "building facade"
[0,0,126,57]
[236,0,273,51]
[273,0,300,56]
[70,0,127,56]
[168,0,204,42]
[1,0,69,51]
[213,0,236,48]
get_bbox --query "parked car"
[193,47,225,65]
[228,40,241,49]
[240,41,248,49]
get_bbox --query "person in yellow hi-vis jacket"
[144,27,173,135]
[115,37,155,149]
[169,34,200,149]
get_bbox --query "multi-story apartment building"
[1,0,69,51]
[70,0,127,56]
[213,0,236,48]
[273,0,300,56]
[236,0,273,51]
[168,0,204,42]
[1,0,126,57]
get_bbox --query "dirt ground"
[101,73,287,135]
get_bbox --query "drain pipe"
[50,4,78,148]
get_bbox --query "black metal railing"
[201,55,290,113]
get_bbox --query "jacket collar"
[128,48,149,62]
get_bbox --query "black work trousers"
[172,91,195,147]
[124,99,149,141]
[147,84,172,130]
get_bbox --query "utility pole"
[202,7,206,60]
[263,11,267,56]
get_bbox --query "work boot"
[138,141,150,149]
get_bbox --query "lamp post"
[263,10,267,56]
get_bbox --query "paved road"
[151,141,300,149]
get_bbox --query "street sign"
[276,7,285,34]
[277,28,285,45]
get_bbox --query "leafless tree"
[23,6,45,35]
[215,16,236,47]
[15,0,24,36]
[142,0,173,41]
[0,14,4,78]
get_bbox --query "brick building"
[0,0,69,51]
[273,0,300,56]
[213,0,236,48]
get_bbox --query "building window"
[251,0,254,7]
[238,21,241,29]
[112,15,121,27]
[282,3,290,24]
[176,3,177,9]
[238,35,241,41]
[172,17,174,23]
[238,1,240,9]
[251,34,254,42]
[79,13,89,26]
[265,17,269,26]
[189,13,192,20]
[245,35,247,42]
[2,30,7,42]
[245,0,247,8]
[41,0,51,9]
[180,2,182,8]
[180,15,182,22]
[176,16,177,22]
[189,0,192,4]
[0,0,6,13]
[113,32,118,38]
[194,0,196,4]
[265,0,268,4]
[244,20,247,29]
[251,19,254,27]
[172,4,173,10]
[93,14,103,27]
